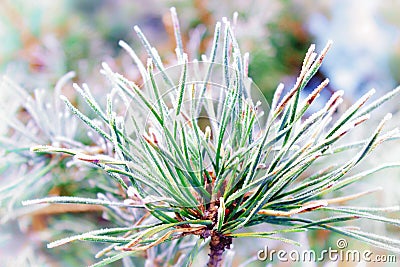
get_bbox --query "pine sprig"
[17,8,400,267]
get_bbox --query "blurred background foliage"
[1,0,400,266]
[2,0,400,97]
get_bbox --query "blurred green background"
[2,0,400,99]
